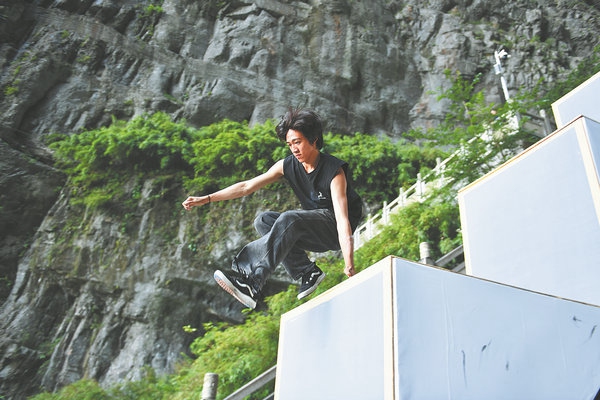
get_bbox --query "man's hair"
[276,107,324,149]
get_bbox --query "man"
[182,108,362,309]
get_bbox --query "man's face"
[285,129,318,163]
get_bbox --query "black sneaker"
[214,270,258,309]
[297,265,326,300]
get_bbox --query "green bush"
[355,199,462,267]
[407,70,541,186]
[538,43,600,110]
[171,288,300,400]
[184,119,283,192]
[323,133,446,205]
[30,379,110,400]
[47,112,198,209]
[47,112,437,211]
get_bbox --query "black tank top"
[283,153,363,229]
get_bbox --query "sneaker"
[297,266,326,300]
[214,270,258,309]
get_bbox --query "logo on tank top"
[311,191,327,202]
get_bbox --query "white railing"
[354,155,454,250]
[353,110,537,250]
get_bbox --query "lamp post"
[493,48,520,130]
[494,49,511,102]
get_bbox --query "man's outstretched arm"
[182,160,284,210]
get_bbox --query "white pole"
[494,48,520,129]
[494,49,511,102]
[202,373,219,400]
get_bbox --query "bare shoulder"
[266,159,285,178]
[254,159,284,186]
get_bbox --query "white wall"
[459,116,600,306]
[276,257,600,399]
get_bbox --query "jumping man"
[182,108,363,309]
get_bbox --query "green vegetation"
[46,112,443,211]
[4,64,22,96]
[47,112,195,211]
[4,82,19,96]
[4,51,38,96]
[143,3,164,17]
[323,132,445,204]
[76,55,91,64]
[357,200,461,264]
[407,69,540,186]
[135,1,164,41]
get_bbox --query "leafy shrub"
[171,288,300,400]
[48,112,435,211]
[30,379,110,400]
[323,133,445,205]
[407,70,541,187]
[356,199,462,267]
[537,43,600,110]
[184,119,283,193]
[47,112,197,209]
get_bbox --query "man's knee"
[254,211,278,235]
[273,210,304,230]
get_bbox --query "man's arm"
[330,168,356,277]
[182,160,284,210]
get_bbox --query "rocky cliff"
[1,0,599,398]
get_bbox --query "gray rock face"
[0,0,599,398]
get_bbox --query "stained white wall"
[275,257,600,400]
[459,117,600,306]
[393,258,600,400]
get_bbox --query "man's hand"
[344,265,356,277]
[182,196,209,210]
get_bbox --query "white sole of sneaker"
[214,270,257,309]
[297,272,326,300]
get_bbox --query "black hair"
[275,107,324,149]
